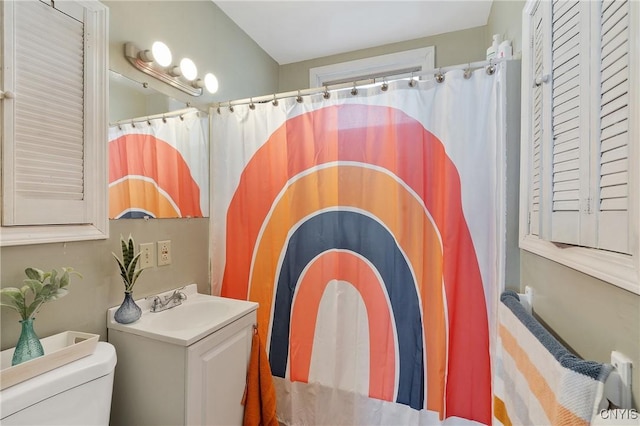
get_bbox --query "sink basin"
[148,299,230,331]
[106,284,258,346]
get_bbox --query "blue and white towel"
[494,290,613,426]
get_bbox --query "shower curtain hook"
[486,59,496,75]
[435,68,445,83]
[147,118,151,126]
[381,78,388,92]
[216,105,221,115]
[249,98,255,110]
[464,63,472,79]
[296,90,303,103]
[131,120,136,128]
[351,82,358,96]
[323,86,330,99]
[408,72,417,87]
[272,94,279,106]
[179,114,184,121]
[162,115,167,123]
[228,101,234,113]
[117,123,122,131]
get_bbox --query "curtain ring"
[408,72,417,87]
[272,94,279,106]
[351,82,358,96]
[486,59,496,75]
[381,78,388,92]
[323,86,330,99]
[435,68,445,83]
[296,90,303,103]
[464,63,472,79]
[249,98,255,110]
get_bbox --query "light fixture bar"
[124,43,202,97]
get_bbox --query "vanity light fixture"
[195,73,219,94]
[151,41,172,67]
[179,58,198,81]
[124,42,219,97]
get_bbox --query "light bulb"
[151,41,172,67]
[204,73,218,94]
[180,58,197,81]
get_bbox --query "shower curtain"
[108,109,209,219]
[211,66,506,425]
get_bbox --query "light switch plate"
[139,243,155,269]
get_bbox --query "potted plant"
[0,267,82,365]
[112,234,144,324]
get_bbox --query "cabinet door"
[186,313,255,425]
[1,0,108,246]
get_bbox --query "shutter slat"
[601,145,628,164]
[600,171,627,187]
[553,157,579,173]
[600,109,628,131]
[554,169,580,183]
[554,179,580,192]
[601,131,627,152]
[600,158,627,175]
[554,145,580,162]
[601,92,628,117]
[603,0,625,23]
[600,198,627,211]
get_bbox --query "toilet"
[0,342,117,425]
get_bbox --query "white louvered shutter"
[3,0,89,226]
[596,0,630,254]
[528,1,546,237]
[549,0,591,245]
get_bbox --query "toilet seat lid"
[0,342,117,419]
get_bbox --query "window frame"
[519,0,639,295]
[0,0,109,247]
[308,47,435,88]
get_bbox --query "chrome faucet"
[149,289,187,313]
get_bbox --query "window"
[1,0,108,246]
[309,47,435,88]
[520,0,639,294]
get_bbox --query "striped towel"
[494,290,613,426]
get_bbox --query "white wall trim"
[520,236,639,295]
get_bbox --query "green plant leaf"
[120,236,130,268]
[126,252,141,285]
[24,267,44,281]
[48,288,69,301]
[23,278,44,296]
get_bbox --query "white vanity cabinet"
[107,286,258,426]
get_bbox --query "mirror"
[109,70,188,122]
[108,71,210,220]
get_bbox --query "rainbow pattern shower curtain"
[211,66,506,425]
[108,110,209,219]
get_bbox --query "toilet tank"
[0,342,117,425]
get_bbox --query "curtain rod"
[213,57,508,110]
[109,106,205,127]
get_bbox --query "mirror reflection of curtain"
[108,109,209,219]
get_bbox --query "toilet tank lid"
[0,341,117,419]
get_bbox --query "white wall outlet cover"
[158,240,172,266]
